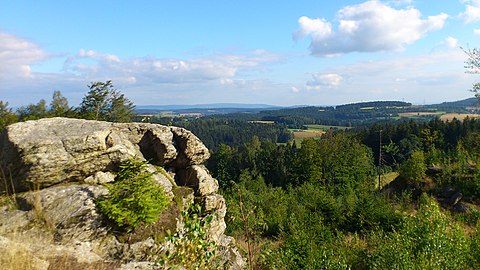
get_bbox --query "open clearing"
[376,172,400,189]
[304,124,350,131]
[398,112,442,117]
[439,113,480,121]
[293,129,325,139]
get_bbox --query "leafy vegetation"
[162,204,217,269]
[145,117,292,150]
[77,80,135,122]
[97,158,169,231]
[206,115,480,269]
[2,71,480,269]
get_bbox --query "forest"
[2,79,480,269]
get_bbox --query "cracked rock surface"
[0,118,244,269]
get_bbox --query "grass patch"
[376,172,400,189]
[304,124,350,131]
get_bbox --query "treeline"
[144,117,292,150]
[209,117,480,269]
[356,117,480,167]
[0,81,135,131]
[207,101,440,128]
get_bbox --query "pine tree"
[77,80,135,122]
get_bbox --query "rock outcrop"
[0,118,245,269]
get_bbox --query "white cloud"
[0,31,284,106]
[0,32,48,78]
[306,73,343,90]
[294,0,448,56]
[460,0,480,23]
[293,17,332,41]
[387,0,413,6]
[291,86,300,93]
[474,28,480,35]
[444,36,459,48]
[304,50,473,104]
[63,49,279,85]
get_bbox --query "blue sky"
[1,0,480,107]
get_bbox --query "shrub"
[367,194,470,270]
[162,204,216,268]
[97,158,169,231]
[400,150,426,183]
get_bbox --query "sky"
[1,0,480,107]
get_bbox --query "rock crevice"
[0,117,244,269]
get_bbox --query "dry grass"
[47,256,120,270]
[439,113,480,122]
[0,231,121,270]
[398,112,442,117]
[293,130,324,139]
[376,172,400,190]
[0,240,41,270]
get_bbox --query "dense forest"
[142,117,292,150]
[205,101,441,128]
[206,117,480,269]
[3,80,480,269]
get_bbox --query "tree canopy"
[464,47,480,105]
[77,80,135,122]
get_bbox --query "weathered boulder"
[176,165,219,196]
[84,171,116,185]
[17,185,109,243]
[0,118,244,269]
[0,118,209,193]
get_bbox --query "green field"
[304,124,351,131]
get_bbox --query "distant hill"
[336,101,412,110]
[136,103,280,111]
[432,97,478,108]
[135,103,282,115]
[137,99,480,127]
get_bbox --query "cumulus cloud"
[387,0,413,6]
[0,31,284,106]
[294,0,448,56]
[63,49,279,85]
[460,0,480,23]
[474,28,480,35]
[444,37,459,48]
[302,50,471,103]
[306,73,343,90]
[0,32,48,78]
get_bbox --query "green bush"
[162,204,216,268]
[400,150,426,183]
[368,194,470,270]
[97,158,169,231]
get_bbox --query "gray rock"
[449,191,463,206]
[18,184,109,243]
[84,171,116,185]
[0,118,244,269]
[171,127,210,167]
[0,118,210,193]
[176,165,219,196]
